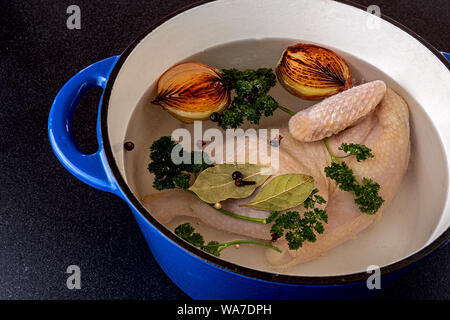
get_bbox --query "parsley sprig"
[323,139,384,214]
[266,189,328,250]
[217,68,295,129]
[174,222,281,256]
[147,136,213,190]
[337,143,374,162]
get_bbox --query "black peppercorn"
[232,171,243,180]
[124,141,135,151]
[210,112,221,122]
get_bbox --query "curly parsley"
[338,143,374,162]
[323,139,384,214]
[216,68,295,129]
[266,188,328,250]
[147,136,213,190]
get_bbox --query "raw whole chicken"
[143,80,410,271]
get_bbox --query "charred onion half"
[152,62,230,123]
[276,43,353,100]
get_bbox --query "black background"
[1,0,449,299]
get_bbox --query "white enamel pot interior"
[101,0,450,278]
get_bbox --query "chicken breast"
[143,84,410,271]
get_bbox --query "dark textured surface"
[0,0,449,300]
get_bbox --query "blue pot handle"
[48,56,120,193]
[443,52,450,62]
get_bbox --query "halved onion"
[276,43,353,100]
[152,62,230,123]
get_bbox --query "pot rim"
[100,0,450,285]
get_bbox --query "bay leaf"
[188,163,272,203]
[242,174,314,211]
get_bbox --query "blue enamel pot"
[48,0,450,299]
